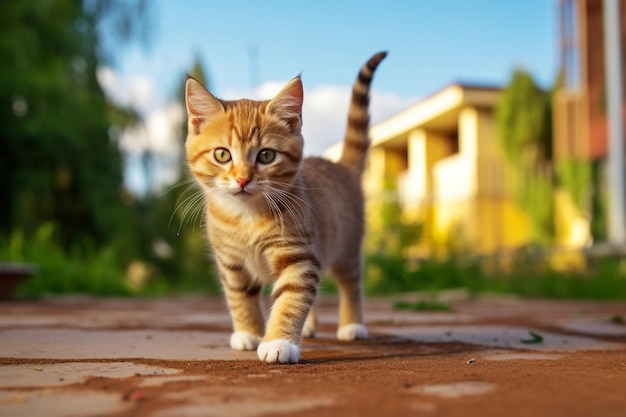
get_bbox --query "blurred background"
[1,0,626,301]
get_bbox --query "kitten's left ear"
[185,76,224,135]
[267,76,303,130]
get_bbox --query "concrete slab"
[375,324,622,351]
[0,390,129,417]
[408,381,497,398]
[478,350,563,361]
[151,387,335,417]
[0,362,179,388]
[1,296,625,417]
[0,328,255,361]
[139,375,207,387]
[557,318,626,336]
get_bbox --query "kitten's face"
[185,78,304,207]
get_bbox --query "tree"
[496,69,554,243]
[0,0,149,247]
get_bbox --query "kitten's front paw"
[230,331,261,351]
[257,339,300,364]
[337,323,368,341]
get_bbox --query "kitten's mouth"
[233,189,255,197]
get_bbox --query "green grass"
[0,223,220,299]
[365,249,626,301]
[4,223,626,300]
[1,224,131,298]
[392,300,452,312]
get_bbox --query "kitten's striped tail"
[339,51,387,175]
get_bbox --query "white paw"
[257,339,301,364]
[230,331,261,351]
[301,322,316,338]
[337,323,368,341]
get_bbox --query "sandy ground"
[1,293,626,417]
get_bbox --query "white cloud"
[116,102,185,195]
[97,66,160,113]
[304,87,416,155]
[99,66,184,195]
[118,102,184,154]
[96,67,116,95]
[301,84,351,156]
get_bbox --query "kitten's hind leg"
[230,331,261,350]
[219,271,266,351]
[337,323,368,341]
[332,265,368,341]
[302,305,318,338]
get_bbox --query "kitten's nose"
[237,178,250,189]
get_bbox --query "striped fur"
[339,51,387,175]
[184,52,386,364]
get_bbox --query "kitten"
[184,51,386,364]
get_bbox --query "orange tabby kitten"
[184,52,386,364]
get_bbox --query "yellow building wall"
[364,102,533,257]
[364,145,408,241]
[401,129,457,221]
[554,188,591,247]
[432,153,473,245]
[428,106,530,255]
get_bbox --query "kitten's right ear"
[185,76,224,134]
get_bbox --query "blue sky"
[100,0,558,193]
[119,0,556,98]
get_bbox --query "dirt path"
[1,295,626,417]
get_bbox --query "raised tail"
[339,51,387,175]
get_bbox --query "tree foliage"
[496,69,552,166]
[496,69,555,243]
[0,0,147,247]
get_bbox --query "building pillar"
[603,0,626,245]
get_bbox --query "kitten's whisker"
[170,183,202,229]
[266,189,309,237]
[188,195,207,230]
[177,192,205,234]
[176,185,227,233]
[269,186,315,214]
[160,177,197,199]
[262,192,286,233]
[298,160,325,182]
[273,180,319,192]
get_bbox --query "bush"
[1,223,130,298]
[365,247,626,300]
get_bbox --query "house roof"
[370,82,501,150]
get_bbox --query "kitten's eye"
[257,149,276,164]
[214,148,232,164]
